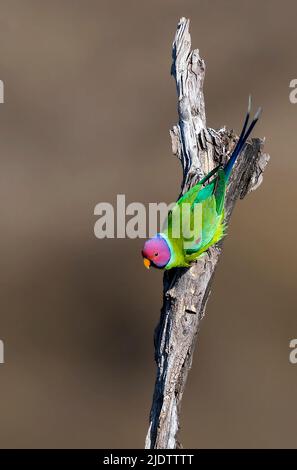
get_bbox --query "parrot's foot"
[189,252,207,266]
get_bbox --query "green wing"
[195,168,226,213]
[182,168,227,255]
[163,167,227,266]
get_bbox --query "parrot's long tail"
[224,96,262,180]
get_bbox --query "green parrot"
[142,98,261,270]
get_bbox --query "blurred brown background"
[0,0,296,448]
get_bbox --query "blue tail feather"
[224,98,261,180]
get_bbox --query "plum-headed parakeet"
[142,99,261,270]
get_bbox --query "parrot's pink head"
[142,234,171,269]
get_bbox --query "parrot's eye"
[154,252,158,257]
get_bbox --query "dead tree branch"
[145,17,270,449]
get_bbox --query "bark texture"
[145,18,270,449]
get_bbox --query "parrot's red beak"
[143,258,151,269]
